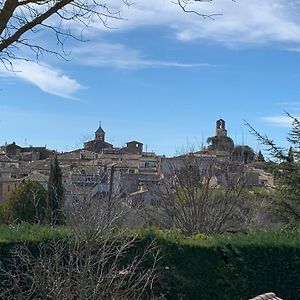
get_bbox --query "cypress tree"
[47,155,64,225]
[288,146,294,163]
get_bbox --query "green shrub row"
[1,225,300,299]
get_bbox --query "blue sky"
[1,0,300,156]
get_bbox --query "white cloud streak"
[0,61,84,99]
[262,115,299,127]
[73,42,211,69]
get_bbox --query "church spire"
[95,122,105,141]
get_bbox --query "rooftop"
[249,292,283,300]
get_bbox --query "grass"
[1,223,300,248]
[0,223,70,244]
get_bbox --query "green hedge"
[140,229,300,300]
[1,225,300,299]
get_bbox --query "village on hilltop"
[0,119,273,203]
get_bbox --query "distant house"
[0,152,19,168]
[0,142,56,161]
[0,170,20,202]
[25,171,49,190]
[122,141,143,155]
[20,146,56,161]
[1,142,21,157]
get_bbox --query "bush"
[0,180,48,224]
[1,225,300,299]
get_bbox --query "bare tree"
[0,170,161,300]
[150,155,260,235]
[0,237,159,299]
[0,0,221,67]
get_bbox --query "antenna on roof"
[99,121,102,127]
[240,126,245,146]
[235,129,237,145]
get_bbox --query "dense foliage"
[0,180,47,224]
[232,145,255,164]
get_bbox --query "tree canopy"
[0,179,47,224]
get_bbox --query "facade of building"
[0,142,55,161]
[0,170,20,202]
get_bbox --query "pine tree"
[47,155,65,225]
[247,114,300,225]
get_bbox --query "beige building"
[0,170,20,202]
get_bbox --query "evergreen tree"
[247,114,300,225]
[47,155,65,225]
[232,145,255,164]
[255,150,265,162]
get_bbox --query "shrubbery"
[0,180,47,224]
[0,225,299,300]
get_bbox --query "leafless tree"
[0,237,159,299]
[0,0,221,67]
[149,155,263,235]
[0,170,161,300]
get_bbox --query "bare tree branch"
[0,0,225,66]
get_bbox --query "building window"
[139,161,157,168]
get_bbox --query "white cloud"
[73,42,211,69]
[262,115,299,127]
[277,101,300,107]
[89,0,300,46]
[0,61,84,99]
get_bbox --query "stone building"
[84,124,113,153]
[121,141,143,155]
[207,119,234,152]
[0,170,20,202]
[0,152,19,168]
[1,142,21,157]
[0,142,55,161]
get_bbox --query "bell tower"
[216,119,227,137]
[95,122,105,142]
